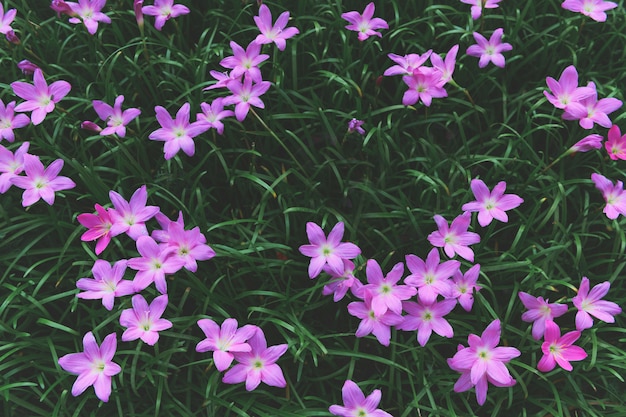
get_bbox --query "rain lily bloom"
[569,133,603,153]
[222,76,271,122]
[322,259,363,302]
[253,4,300,51]
[195,318,258,371]
[460,0,502,19]
[148,103,210,160]
[401,67,447,107]
[0,141,29,193]
[92,95,141,137]
[58,332,121,402]
[537,321,587,372]
[404,248,459,305]
[76,259,134,310]
[604,124,626,160]
[17,60,40,75]
[429,44,459,85]
[142,0,189,30]
[50,0,75,17]
[81,120,102,132]
[356,260,416,317]
[11,69,71,125]
[427,212,481,262]
[222,328,288,391]
[134,0,144,28]
[518,292,568,340]
[562,82,622,129]
[572,276,622,331]
[203,70,238,91]
[397,298,456,346]
[561,0,618,22]
[461,179,524,227]
[10,154,75,206]
[329,380,393,417]
[347,118,365,135]
[67,0,111,35]
[0,100,30,143]
[590,173,626,220]
[196,98,234,135]
[120,294,172,345]
[447,319,520,406]
[298,221,361,278]
[0,3,17,36]
[128,235,186,294]
[341,2,389,41]
[383,51,432,76]
[156,220,215,272]
[108,185,160,239]
[450,264,482,312]
[77,204,119,255]
[347,292,403,346]
[220,41,269,84]
[466,28,512,68]
[543,65,595,110]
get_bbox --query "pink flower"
[604,124,626,160]
[562,82,622,129]
[590,173,626,220]
[50,0,75,17]
[466,28,512,68]
[128,235,186,294]
[196,98,234,135]
[427,212,481,262]
[17,60,40,75]
[120,294,172,345]
[450,264,482,312]
[398,298,456,346]
[108,185,160,239]
[0,141,29,193]
[572,276,622,331]
[203,70,238,91]
[537,321,587,372]
[518,291,568,340]
[461,179,524,227]
[404,248,459,305]
[0,99,30,142]
[155,219,215,272]
[10,154,75,206]
[322,259,363,302]
[561,0,618,22]
[0,3,17,36]
[195,318,257,371]
[460,0,502,19]
[356,260,416,317]
[253,4,300,51]
[329,380,393,417]
[383,51,432,76]
[142,0,189,31]
[447,319,520,406]
[429,44,459,85]
[341,2,389,41]
[134,0,144,28]
[347,292,403,346]
[347,118,365,135]
[298,221,361,278]
[11,69,71,125]
[222,76,271,122]
[569,133,603,153]
[222,328,288,391]
[67,0,111,35]
[220,41,269,84]
[543,65,595,110]
[401,68,447,107]
[92,95,141,137]
[58,332,121,402]
[77,204,117,255]
[149,103,209,160]
[76,259,134,310]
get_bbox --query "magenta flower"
[196,98,234,135]
[220,41,269,84]
[572,276,622,331]
[50,0,75,17]
[142,0,189,31]
[398,298,456,346]
[329,380,393,417]
[562,82,622,129]
[76,259,134,310]
[10,154,75,207]
[356,260,416,317]
[518,292,568,340]
[298,221,361,278]
[203,70,238,91]
[429,44,459,85]
[460,0,502,19]
[590,173,626,220]
[0,3,17,36]
[543,65,595,110]
[0,99,30,143]
[322,259,363,302]
[195,318,258,371]
[222,328,288,391]
[450,264,482,312]
[461,179,524,227]
[157,220,215,272]
[149,103,210,160]
[134,0,144,28]
[17,60,40,75]
[77,204,118,255]
[348,118,365,135]
[67,0,111,35]
[128,235,185,294]
[222,76,271,122]
[0,141,29,193]
[404,248,459,305]
[11,69,71,125]
[604,124,626,160]
[401,68,447,107]
[347,292,403,346]
[383,51,432,77]
[92,95,141,137]
[341,2,388,41]
[447,319,520,406]
[569,133,603,153]
[466,28,512,68]
[253,4,300,51]
[537,321,587,372]
[108,185,160,239]
[427,212,481,262]
[120,294,172,345]
[58,332,121,402]
[561,0,618,22]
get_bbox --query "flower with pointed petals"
[447,319,520,406]
[429,44,459,85]
[329,380,393,417]
[222,328,288,391]
[220,41,269,84]
[347,291,403,346]
[298,221,361,278]
[203,70,238,91]
[466,28,512,68]
[569,133,603,153]
[401,67,447,107]
[404,248,459,305]
[196,318,258,371]
[562,82,622,129]
[604,124,626,160]
[572,276,621,331]
[356,260,416,317]
[0,142,29,193]
[76,259,134,310]
[58,332,121,402]
[196,98,234,135]
[128,235,186,294]
[462,179,524,227]
[398,298,456,346]
[543,65,595,110]
[222,76,271,122]
[537,321,587,372]
[10,154,75,206]
[383,51,432,76]
[460,0,502,19]
[427,212,481,262]
[77,204,120,255]
[92,95,141,138]
[590,173,626,220]
[322,259,363,302]
[0,100,30,143]
[561,0,618,22]
[11,69,71,125]
[120,294,172,345]
[0,3,17,36]
[159,221,215,272]
[149,103,210,160]
[108,185,160,240]
[253,4,299,51]
[67,0,111,35]
[142,0,189,31]
[341,2,388,41]
[518,292,568,340]
[450,264,482,312]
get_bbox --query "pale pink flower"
[590,173,626,220]
[569,133,603,153]
[460,0,502,19]
[222,76,271,122]
[329,380,393,417]
[142,0,189,31]
[0,99,30,142]
[67,0,111,35]
[322,259,363,302]
[404,248,459,305]
[604,124,626,160]
[92,95,141,137]
[427,212,481,262]
[0,141,29,193]
[120,294,172,345]
[220,41,269,84]
[347,292,403,346]
[537,321,587,372]
[298,221,361,278]
[108,185,160,239]
[450,264,481,312]
[398,298,456,346]
[543,65,595,110]
[77,204,117,255]
[76,259,134,310]
[10,154,75,206]
[561,0,618,22]
[562,82,622,129]
[572,276,621,331]
[195,318,258,371]
[341,2,388,41]
[0,3,17,36]
[11,69,71,125]
[156,220,215,272]
[356,260,416,317]
[383,51,432,77]
[253,4,300,51]
[401,68,447,107]
[466,28,512,68]
[149,103,210,160]
[429,45,459,85]
[518,292,568,340]
[196,98,234,135]
[462,179,523,227]
[128,235,186,294]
